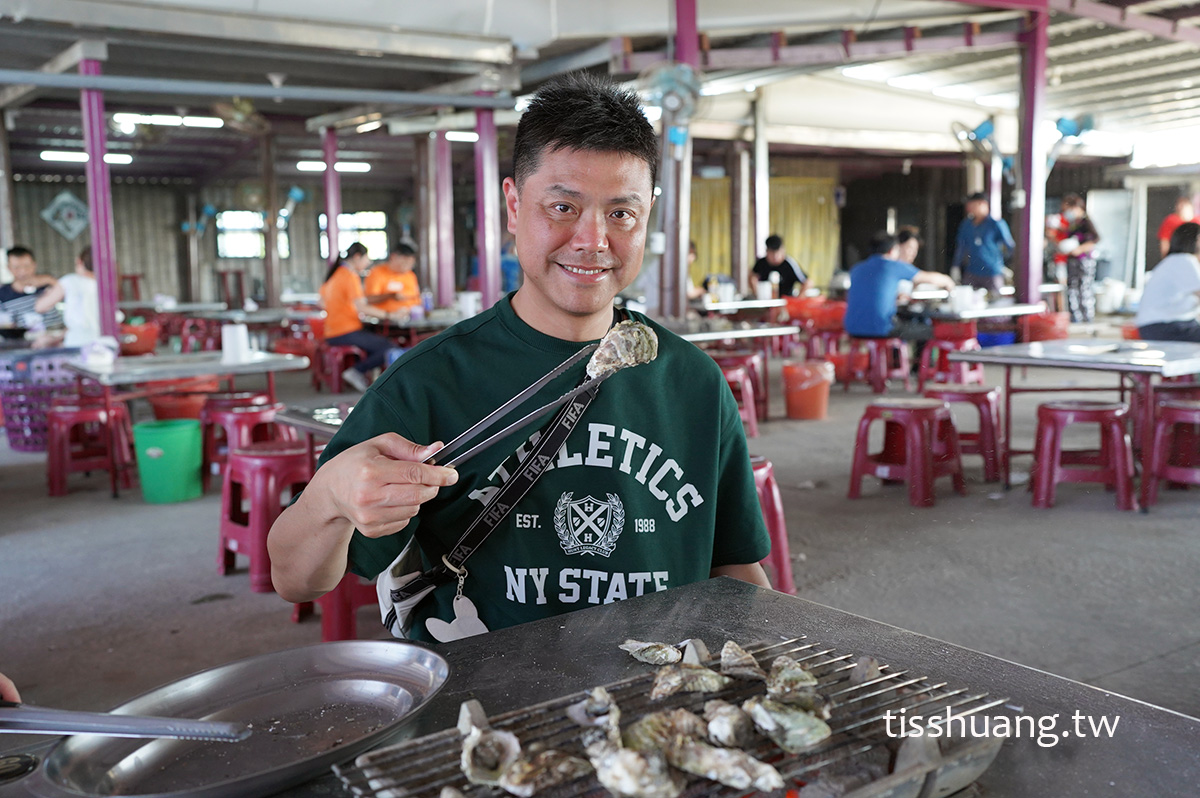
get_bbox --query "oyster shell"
[719,640,766,681]
[766,655,818,702]
[499,749,593,797]
[619,639,682,665]
[587,321,659,380]
[461,726,522,786]
[566,686,621,743]
[703,699,757,748]
[650,663,733,700]
[849,656,882,686]
[584,738,685,798]
[440,787,466,798]
[742,696,832,753]
[666,736,784,792]
[622,709,707,752]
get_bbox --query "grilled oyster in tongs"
[587,320,659,380]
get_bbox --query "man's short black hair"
[344,242,369,259]
[765,234,783,251]
[6,246,34,260]
[512,72,659,190]
[897,226,922,248]
[391,243,416,258]
[870,231,898,255]
[966,192,987,203]
[1168,221,1200,256]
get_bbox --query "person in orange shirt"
[1158,197,1195,259]
[319,242,395,392]
[365,244,421,315]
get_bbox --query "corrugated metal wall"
[10,178,408,302]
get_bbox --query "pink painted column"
[322,127,341,263]
[434,131,456,309]
[79,59,118,338]
[474,104,501,309]
[1016,11,1048,305]
[675,0,700,68]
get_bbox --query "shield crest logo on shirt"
[555,492,625,557]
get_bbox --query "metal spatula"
[0,700,251,742]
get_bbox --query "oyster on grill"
[742,696,833,753]
[440,787,466,798]
[703,699,757,748]
[584,738,685,798]
[619,639,682,665]
[719,640,766,681]
[566,686,622,743]
[849,656,882,686]
[766,655,818,702]
[649,663,733,700]
[587,321,659,380]
[499,749,593,797]
[666,736,785,792]
[461,725,522,786]
[622,709,707,753]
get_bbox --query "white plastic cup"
[220,323,251,362]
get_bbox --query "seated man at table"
[749,234,807,298]
[845,231,955,344]
[1,246,60,333]
[267,73,771,645]
[1136,221,1200,342]
[365,244,421,316]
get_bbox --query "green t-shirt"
[319,295,771,641]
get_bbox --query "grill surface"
[336,637,1007,798]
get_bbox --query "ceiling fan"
[211,97,270,136]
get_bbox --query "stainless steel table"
[277,402,353,469]
[3,580,1195,796]
[117,301,228,314]
[925,302,1047,322]
[949,339,1200,507]
[693,298,787,314]
[67,351,310,497]
[676,324,800,346]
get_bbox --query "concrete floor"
[2,327,1198,737]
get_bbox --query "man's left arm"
[711,562,771,587]
[998,219,1016,253]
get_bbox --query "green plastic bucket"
[132,419,203,503]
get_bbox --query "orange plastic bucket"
[783,360,834,420]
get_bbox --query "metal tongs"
[425,343,601,468]
[0,700,251,742]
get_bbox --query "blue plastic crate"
[977,331,1016,347]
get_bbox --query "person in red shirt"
[1159,197,1194,259]
[319,242,395,392]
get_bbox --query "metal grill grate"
[335,637,1008,798]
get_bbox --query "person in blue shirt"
[845,230,956,340]
[951,192,1015,295]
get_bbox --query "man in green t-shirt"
[269,73,772,642]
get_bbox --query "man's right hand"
[267,434,458,601]
[310,434,458,538]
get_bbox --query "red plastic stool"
[219,440,312,592]
[46,403,135,496]
[1144,399,1200,506]
[315,344,366,393]
[923,385,1002,482]
[200,391,271,489]
[806,329,846,359]
[845,337,911,394]
[292,573,379,641]
[180,319,219,353]
[202,401,296,493]
[917,338,985,391]
[713,351,767,422]
[721,366,759,438]
[848,398,965,507]
[1031,401,1135,511]
[750,456,796,594]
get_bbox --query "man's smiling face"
[504,147,653,340]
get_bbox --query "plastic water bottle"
[422,290,434,313]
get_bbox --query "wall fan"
[1047,115,1094,174]
[951,118,1015,184]
[638,62,706,161]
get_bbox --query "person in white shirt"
[1136,222,1200,342]
[34,246,101,347]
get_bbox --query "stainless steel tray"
[14,640,448,798]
